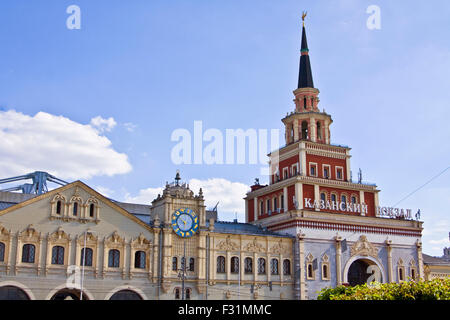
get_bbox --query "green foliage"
[317,277,450,300]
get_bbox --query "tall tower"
[283,13,332,146]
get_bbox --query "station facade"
[0,19,425,300]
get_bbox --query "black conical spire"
[297,13,314,89]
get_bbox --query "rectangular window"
[292,164,298,176]
[336,167,344,180]
[323,165,330,179]
[309,163,318,177]
[283,168,289,179]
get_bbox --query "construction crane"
[0,171,69,195]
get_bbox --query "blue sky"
[0,0,449,256]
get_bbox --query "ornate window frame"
[15,225,42,275]
[321,254,330,281]
[409,259,417,281]
[306,253,315,280]
[103,231,126,278]
[75,231,99,277]
[397,258,405,282]
[335,166,344,180]
[50,193,67,219]
[283,259,291,275]
[270,258,279,275]
[0,224,11,272]
[130,233,152,279]
[216,255,226,273]
[84,197,100,223]
[45,227,71,275]
[322,164,331,179]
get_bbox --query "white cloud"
[189,178,249,220]
[124,187,163,205]
[123,122,138,132]
[90,116,117,133]
[429,237,450,245]
[124,178,250,221]
[0,110,132,180]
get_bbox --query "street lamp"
[177,240,187,300]
[80,229,95,301]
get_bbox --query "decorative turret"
[282,12,333,145]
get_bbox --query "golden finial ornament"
[302,11,307,26]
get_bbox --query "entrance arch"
[0,281,35,300]
[50,288,89,300]
[0,285,31,300]
[343,255,385,286]
[109,290,143,300]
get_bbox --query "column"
[283,187,288,212]
[416,240,424,280]
[254,197,258,221]
[335,236,342,286]
[293,119,299,142]
[295,183,303,210]
[314,185,320,211]
[298,233,306,300]
[359,191,365,216]
[310,117,316,142]
[299,142,307,176]
[386,240,393,283]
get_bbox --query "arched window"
[301,121,308,140]
[185,288,191,300]
[108,249,120,268]
[73,202,79,216]
[257,258,266,275]
[0,242,5,262]
[172,257,178,271]
[51,246,65,265]
[134,251,146,269]
[307,264,313,279]
[189,258,195,272]
[283,259,291,275]
[56,201,62,215]
[317,121,322,140]
[80,247,93,267]
[230,257,239,274]
[323,264,328,279]
[341,195,347,210]
[303,97,307,109]
[331,194,337,203]
[22,244,35,263]
[174,288,180,300]
[311,97,315,109]
[399,268,404,281]
[217,256,225,273]
[351,196,357,204]
[89,203,95,218]
[270,259,279,275]
[244,257,253,274]
[320,193,326,202]
[181,257,186,270]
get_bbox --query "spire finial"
[302,11,307,26]
[175,170,181,186]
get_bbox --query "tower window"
[303,97,307,109]
[301,121,308,140]
[317,121,322,140]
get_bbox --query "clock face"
[171,208,199,238]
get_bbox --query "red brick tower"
[245,15,380,228]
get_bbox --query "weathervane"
[302,11,307,26]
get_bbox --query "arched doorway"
[109,289,143,300]
[50,288,89,300]
[0,286,30,300]
[346,258,383,286]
